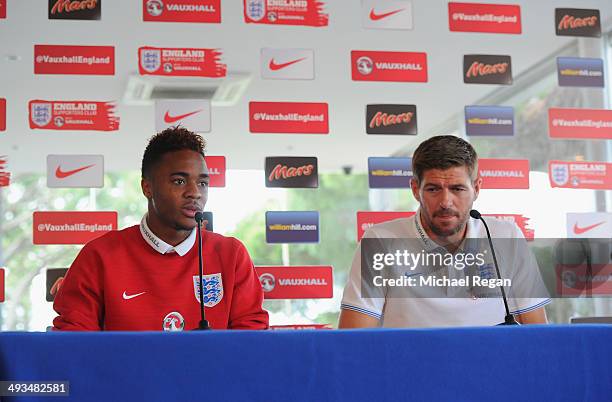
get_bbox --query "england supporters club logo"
[193,273,223,307]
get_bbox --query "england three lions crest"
[140,48,161,73]
[550,163,569,186]
[193,273,223,307]
[30,103,52,127]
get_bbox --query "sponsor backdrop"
[0,1,611,327]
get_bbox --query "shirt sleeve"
[340,231,386,321]
[227,239,269,330]
[52,244,105,331]
[503,225,551,315]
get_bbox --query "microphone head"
[469,209,481,219]
[194,211,205,223]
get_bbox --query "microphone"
[469,209,519,325]
[193,211,211,330]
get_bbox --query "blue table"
[0,325,610,402]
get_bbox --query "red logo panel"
[478,159,529,189]
[256,266,333,299]
[249,102,328,134]
[0,98,5,131]
[28,100,119,131]
[204,156,225,187]
[143,0,221,23]
[33,211,118,244]
[138,46,226,77]
[448,2,521,34]
[357,211,415,241]
[549,161,611,190]
[556,264,612,296]
[34,45,115,75]
[483,214,534,240]
[0,0,5,19]
[243,0,328,27]
[351,51,428,82]
[0,156,10,187]
[549,108,612,139]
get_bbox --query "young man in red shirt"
[53,127,269,331]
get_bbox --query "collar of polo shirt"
[139,214,196,256]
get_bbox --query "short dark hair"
[412,135,478,185]
[141,126,206,178]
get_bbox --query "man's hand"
[50,277,64,296]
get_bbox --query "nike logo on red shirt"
[369,8,405,21]
[55,164,95,179]
[573,222,605,235]
[164,110,203,124]
[268,57,307,71]
[123,291,146,300]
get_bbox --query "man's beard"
[424,208,468,238]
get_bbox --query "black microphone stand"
[193,212,211,330]
[470,210,519,326]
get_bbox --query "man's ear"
[473,177,482,200]
[410,178,421,202]
[141,177,152,199]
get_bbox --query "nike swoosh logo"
[123,291,146,300]
[55,164,95,179]
[164,109,203,124]
[369,8,405,21]
[269,57,307,71]
[573,222,605,235]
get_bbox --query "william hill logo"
[555,8,600,37]
[463,55,513,85]
[366,104,417,135]
[48,0,101,20]
[265,157,318,188]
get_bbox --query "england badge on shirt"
[193,273,223,307]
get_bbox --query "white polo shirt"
[341,211,551,328]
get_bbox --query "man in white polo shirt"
[339,135,550,328]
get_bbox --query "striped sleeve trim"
[510,298,551,315]
[341,303,382,320]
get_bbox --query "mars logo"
[146,0,163,16]
[265,157,318,188]
[555,8,600,37]
[162,311,185,331]
[259,273,276,292]
[464,55,512,85]
[49,0,101,20]
[193,273,223,307]
[366,104,417,135]
[356,56,373,75]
